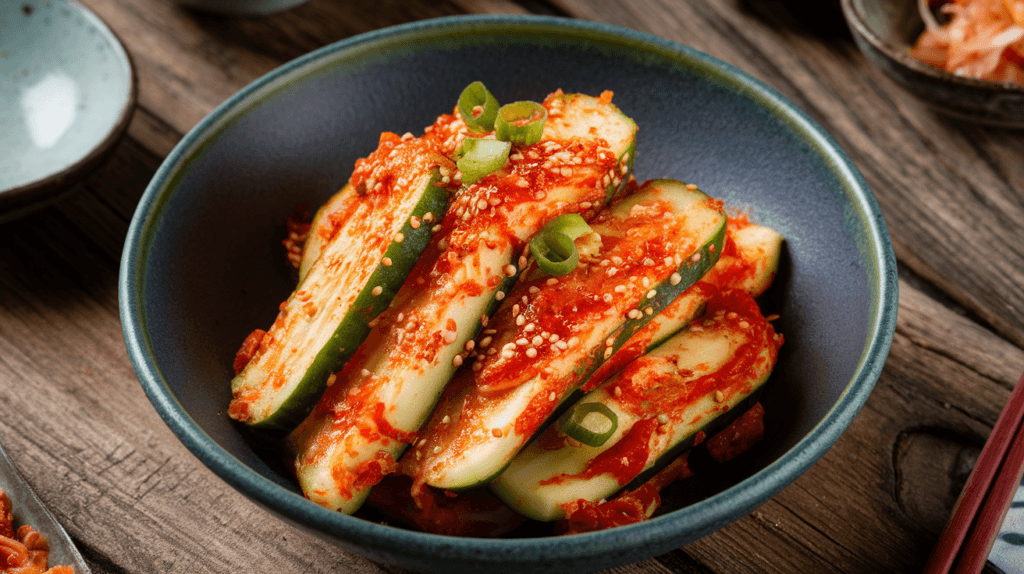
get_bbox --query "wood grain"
[1,0,1023,572]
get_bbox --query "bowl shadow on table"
[738,0,851,43]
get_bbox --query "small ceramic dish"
[0,0,135,221]
[842,0,1024,126]
[119,15,898,574]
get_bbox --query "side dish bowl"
[119,15,898,573]
[842,0,1024,126]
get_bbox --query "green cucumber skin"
[426,181,726,491]
[619,388,765,493]
[250,176,449,432]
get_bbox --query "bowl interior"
[122,17,896,572]
[0,0,133,207]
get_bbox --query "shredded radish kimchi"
[0,489,74,574]
[912,0,1024,83]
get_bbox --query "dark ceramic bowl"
[119,15,898,574]
[842,0,1024,126]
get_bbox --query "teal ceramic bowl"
[119,15,898,573]
[0,0,135,220]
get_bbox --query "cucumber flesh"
[298,183,356,283]
[405,179,727,491]
[587,218,784,387]
[229,150,451,431]
[290,92,638,513]
[490,289,782,521]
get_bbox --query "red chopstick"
[923,370,1024,574]
[953,402,1024,573]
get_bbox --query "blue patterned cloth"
[989,481,1024,574]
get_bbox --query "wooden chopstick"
[923,370,1024,574]
[953,400,1024,573]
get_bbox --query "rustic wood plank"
[549,0,1024,351]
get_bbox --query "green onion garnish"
[529,214,592,276]
[457,138,511,185]
[495,101,547,145]
[457,81,500,133]
[531,231,579,276]
[562,402,619,447]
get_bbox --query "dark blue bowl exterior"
[119,15,897,574]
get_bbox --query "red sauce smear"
[366,476,524,537]
[557,402,765,534]
[232,329,266,376]
[0,489,74,574]
[615,289,781,419]
[540,417,660,486]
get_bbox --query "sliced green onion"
[562,402,619,447]
[495,101,547,145]
[531,231,578,276]
[457,138,510,185]
[457,81,500,133]
[544,213,591,241]
[529,214,592,276]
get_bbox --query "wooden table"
[3,0,1023,572]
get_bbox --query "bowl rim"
[118,13,898,568]
[0,0,138,212]
[840,0,1024,93]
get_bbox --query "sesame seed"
[664,256,674,266]
[561,167,573,177]
[604,347,613,359]
[372,286,383,296]
[517,178,529,187]
[526,347,538,358]
[645,307,654,315]
[686,183,698,190]
[518,256,528,269]
[546,278,559,286]
[739,320,750,329]
[642,277,651,288]
[382,257,393,266]
[361,369,371,377]
[606,268,617,277]
[512,304,520,316]
[495,291,505,301]
[502,348,515,359]
[405,321,416,331]
[489,197,502,206]
[556,340,568,349]
[549,392,557,401]
[691,252,701,262]
[473,361,483,371]
[643,257,655,266]
[452,355,463,367]
[492,428,503,438]
[529,286,540,294]
[727,312,738,320]
[410,216,421,229]
[569,337,579,347]
[524,323,536,332]
[614,285,626,293]
[480,336,493,348]
[503,342,516,351]
[395,232,405,243]
[488,348,498,355]
[465,340,475,352]
[657,413,669,425]
[442,415,451,425]
[614,386,622,397]
[515,338,528,346]
[516,315,526,326]
[481,315,489,327]
[628,309,641,319]
[423,212,435,223]
[477,199,488,210]
[620,163,629,175]
[484,329,497,335]
[715,390,725,402]
[606,337,615,347]
[532,336,543,346]
[580,201,593,209]
[603,293,613,302]
[670,272,682,286]
[504,264,517,277]
[326,374,337,387]
[647,290,657,299]
[433,446,443,454]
